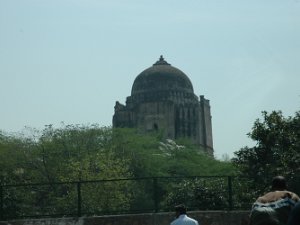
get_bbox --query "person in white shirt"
[170,204,199,225]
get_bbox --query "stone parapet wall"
[1,211,250,225]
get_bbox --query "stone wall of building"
[199,95,213,154]
[1,211,250,225]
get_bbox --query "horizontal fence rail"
[1,176,300,220]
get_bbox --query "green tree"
[0,131,34,184]
[35,124,131,182]
[162,177,229,210]
[158,139,235,176]
[108,129,236,178]
[1,124,237,217]
[105,129,237,211]
[232,110,300,191]
[0,125,133,217]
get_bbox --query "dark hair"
[175,204,187,215]
[272,176,287,191]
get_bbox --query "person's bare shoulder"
[290,192,300,202]
[256,191,290,203]
[256,196,267,203]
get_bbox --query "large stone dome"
[114,55,214,155]
[131,56,194,96]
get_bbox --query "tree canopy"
[4,110,299,216]
[0,124,235,185]
[232,110,300,190]
[0,124,237,217]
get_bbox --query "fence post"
[77,182,82,217]
[228,176,233,210]
[0,185,3,220]
[153,178,158,213]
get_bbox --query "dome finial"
[153,55,170,66]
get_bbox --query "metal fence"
[1,176,300,220]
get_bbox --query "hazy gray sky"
[1,0,299,158]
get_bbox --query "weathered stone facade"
[113,56,213,155]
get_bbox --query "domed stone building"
[113,56,213,155]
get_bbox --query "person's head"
[272,176,287,191]
[174,204,187,218]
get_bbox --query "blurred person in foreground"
[249,176,299,225]
[170,204,199,225]
[287,201,300,225]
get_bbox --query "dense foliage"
[2,110,299,218]
[232,110,300,192]
[0,124,236,218]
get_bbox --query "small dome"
[131,56,194,96]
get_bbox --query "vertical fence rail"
[153,177,158,212]
[77,182,82,217]
[228,176,233,210]
[0,185,3,221]
[153,178,158,213]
